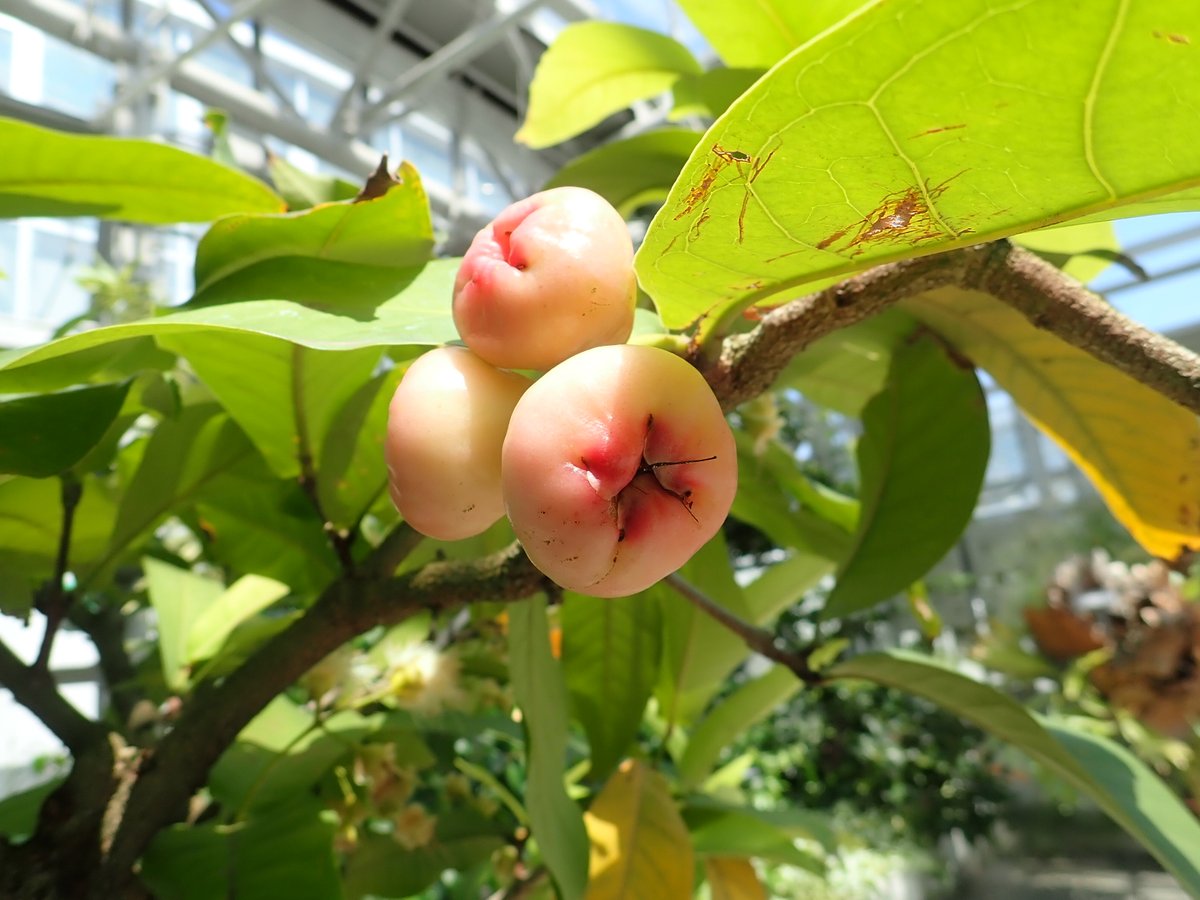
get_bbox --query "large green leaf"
[517,22,703,149]
[344,819,505,900]
[316,365,405,529]
[907,287,1200,559]
[670,68,765,121]
[508,596,589,900]
[829,651,1200,893]
[0,381,130,477]
[546,130,702,218]
[0,474,118,593]
[675,0,868,68]
[742,553,832,624]
[0,117,282,223]
[143,558,224,692]
[729,434,852,563]
[777,310,914,416]
[678,665,799,790]
[87,405,256,587]
[0,778,63,840]
[562,592,661,780]
[193,162,432,300]
[638,0,1200,330]
[194,467,340,595]
[656,532,756,727]
[185,574,290,666]
[0,259,458,391]
[140,799,339,900]
[267,154,358,211]
[159,332,380,480]
[823,333,988,619]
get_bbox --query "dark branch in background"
[69,603,144,731]
[34,475,83,671]
[102,540,547,881]
[701,241,1200,417]
[0,638,104,755]
[663,573,821,686]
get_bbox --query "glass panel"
[0,28,12,94]
[0,222,16,317]
[29,228,95,326]
[41,36,117,117]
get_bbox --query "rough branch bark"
[98,542,547,888]
[701,241,1200,417]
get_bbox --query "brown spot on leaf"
[912,123,967,138]
[1153,30,1191,44]
[818,174,963,256]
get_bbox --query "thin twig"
[361,522,424,578]
[0,638,101,754]
[34,476,83,672]
[662,572,821,685]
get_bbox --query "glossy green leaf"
[777,310,915,416]
[688,807,824,872]
[823,333,988,619]
[683,797,835,859]
[907,287,1200,559]
[517,22,703,149]
[670,69,764,121]
[316,364,406,528]
[185,574,290,665]
[1014,220,1118,283]
[194,467,339,595]
[657,532,756,727]
[639,0,1200,330]
[140,799,339,900]
[143,558,224,692]
[508,596,589,900]
[0,260,458,385]
[0,117,282,223]
[193,162,432,300]
[0,474,118,587]
[546,130,702,218]
[829,650,1200,893]
[0,381,130,477]
[676,0,868,68]
[730,435,852,563]
[159,332,380,479]
[89,405,256,588]
[0,338,175,395]
[562,592,661,779]
[679,665,799,789]
[0,778,62,840]
[268,153,359,211]
[344,820,505,900]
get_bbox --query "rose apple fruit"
[387,346,531,541]
[501,345,737,597]
[452,187,636,371]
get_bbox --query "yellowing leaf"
[907,288,1200,559]
[705,857,767,900]
[584,760,693,900]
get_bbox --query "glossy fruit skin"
[386,346,531,541]
[501,345,737,597]
[452,187,637,372]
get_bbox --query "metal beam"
[328,0,416,132]
[92,0,283,126]
[359,0,552,129]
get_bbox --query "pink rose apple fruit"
[501,344,737,597]
[387,346,531,541]
[452,187,637,371]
